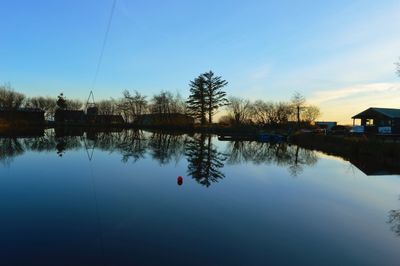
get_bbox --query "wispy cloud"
[310,83,400,104]
[309,82,400,124]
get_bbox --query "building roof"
[352,107,400,119]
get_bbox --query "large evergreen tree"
[186,71,228,125]
[203,71,228,124]
[186,76,207,125]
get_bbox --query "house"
[93,115,125,125]
[352,107,400,134]
[0,108,45,126]
[55,110,86,124]
[55,108,125,126]
[134,113,195,127]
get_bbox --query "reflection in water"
[225,141,318,177]
[388,196,400,237]
[149,132,187,165]
[0,129,320,185]
[186,134,227,187]
[0,138,24,166]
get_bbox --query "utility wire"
[91,0,117,91]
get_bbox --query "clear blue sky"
[1,0,399,122]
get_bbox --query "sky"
[0,0,399,124]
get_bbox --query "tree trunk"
[297,106,300,125]
[208,103,212,124]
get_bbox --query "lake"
[1,129,400,265]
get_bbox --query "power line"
[91,0,117,91]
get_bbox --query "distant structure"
[352,107,400,134]
[315,121,337,131]
[134,113,195,127]
[55,110,86,124]
[0,108,45,127]
[54,91,124,126]
[54,109,124,126]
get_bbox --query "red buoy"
[177,176,183,186]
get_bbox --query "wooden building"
[134,113,195,127]
[54,110,86,124]
[92,115,125,125]
[0,108,45,126]
[55,109,124,126]
[352,107,400,134]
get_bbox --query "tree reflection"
[0,138,24,165]
[185,134,227,187]
[388,196,400,236]
[148,132,186,165]
[0,129,319,182]
[225,141,318,177]
[94,130,147,163]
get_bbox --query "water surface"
[1,129,400,265]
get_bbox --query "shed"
[352,107,400,134]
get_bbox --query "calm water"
[1,129,400,266]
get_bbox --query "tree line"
[0,70,321,125]
[224,92,321,126]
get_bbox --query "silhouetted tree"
[227,96,252,125]
[26,96,57,119]
[250,100,292,126]
[56,93,67,110]
[0,84,26,109]
[302,105,321,123]
[291,92,306,125]
[66,99,83,110]
[251,100,275,125]
[97,99,118,115]
[203,71,229,123]
[121,90,148,122]
[187,76,207,125]
[150,91,186,116]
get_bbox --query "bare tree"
[120,90,148,122]
[0,84,26,109]
[97,99,118,115]
[150,91,173,115]
[169,92,186,114]
[302,105,321,123]
[150,91,186,116]
[275,102,292,124]
[226,96,252,125]
[251,100,276,125]
[66,99,83,110]
[291,92,306,125]
[26,96,57,119]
